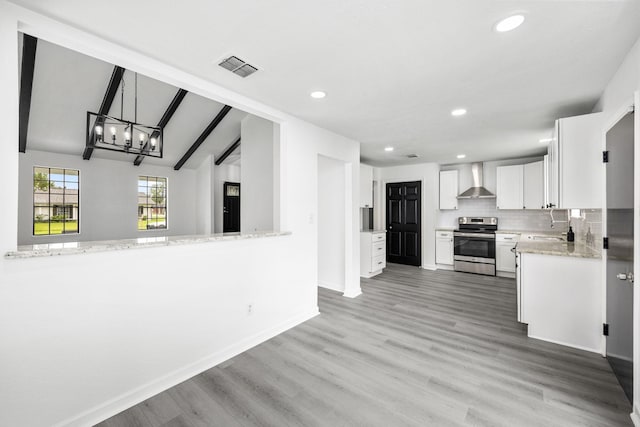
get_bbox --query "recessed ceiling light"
[495,14,525,32]
[310,91,326,99]
[539,138,554,143]
[384,147,394,152]
[451,108,467,117]
[457,154,466,159]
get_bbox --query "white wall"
[18,150,198,245]
[318,155,345,292]
[195,155,214,235]
[241,114,274,233]
[0,3,361,426]
[213,163,241,233]
[594,36,640,115]
[374,162,440,270]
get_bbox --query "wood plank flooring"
[97,264,633,427]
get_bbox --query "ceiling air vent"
[407,154,419,158]
[218,56,258,78]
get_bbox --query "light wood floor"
[97,264,632,427]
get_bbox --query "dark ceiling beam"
[83,65,126,160]
[19,34,38,153]
[174,105,233,170]
[134,88,188,166]
[214,137,241,166]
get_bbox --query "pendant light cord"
[120,72,125,121]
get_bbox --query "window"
[33,167,79,235]
[138,176,167,230]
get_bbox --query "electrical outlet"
[248,304,253,314]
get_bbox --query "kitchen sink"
[529,235,565,242]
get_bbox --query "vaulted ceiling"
[23,37,247,169]
[12,0,640,166]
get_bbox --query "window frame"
[32,166,80,237]
[137,175,169,232]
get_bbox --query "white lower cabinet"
[496,233,519,274]
[360,231,386,278]
[518,252,601,352]
[435,231,453,266]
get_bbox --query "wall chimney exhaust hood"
[457,162,496,199]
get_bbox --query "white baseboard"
[631,408,639,427]
[422,264,438,271]
[497,271,515,278]
[343,288,362,298]
[318,280,344,292]
[528,333,601,354]
[433,264,453,271]
[54,308,320,427]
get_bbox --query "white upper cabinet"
[439,170,459,210]
[360,164,373,208]
[523,161,544,210]
[496,164,524,209]
[549,112,604,209]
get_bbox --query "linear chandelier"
[86,72,163,158]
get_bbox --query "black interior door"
[223,182,240,233]
[386,181,421,266]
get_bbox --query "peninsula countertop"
[516,240,600,259]
[5,231,292,259]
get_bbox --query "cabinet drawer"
[496,234,519,243]
[371,254,386,271]
[372,241,386,256]
[437,231,453,238]
[372,232,386,242]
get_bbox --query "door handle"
[617,272,634,283]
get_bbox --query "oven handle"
[453,232,496,239]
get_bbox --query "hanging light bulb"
[124,130,131,141]
[95,125,103,142]
[110,126,117,144]
[150,138,157,151]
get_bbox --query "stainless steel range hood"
[457,162,496,199]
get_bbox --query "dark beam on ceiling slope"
[134,88,188,166]
[174,105,233,170]
[214,137,241,166]
[83,65,126,160]
[18,34,38,153]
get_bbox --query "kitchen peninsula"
[517,240,602,352]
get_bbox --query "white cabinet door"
[496,164,523,209]
[523,161,544,210]
[496,243,516,272]
[496,234,518,273]
[439,170,458,210]
[436,237,453,265]
[556,112,603,208]
[360,164,373,208]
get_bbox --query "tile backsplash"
[437,198,602,247]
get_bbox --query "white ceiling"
[13,0,640,166]
[26,39,248,169]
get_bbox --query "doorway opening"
[604,108,635,403]
[317,155,346,292]
[386,181,422,266]
[223,181,240,232]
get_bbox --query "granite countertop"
[5,231,292,259]
[361,229,386,233]
[435,227,455,231]
[516,240,600,259]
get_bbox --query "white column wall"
[195,155,214,235]
[240,114,274,233]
